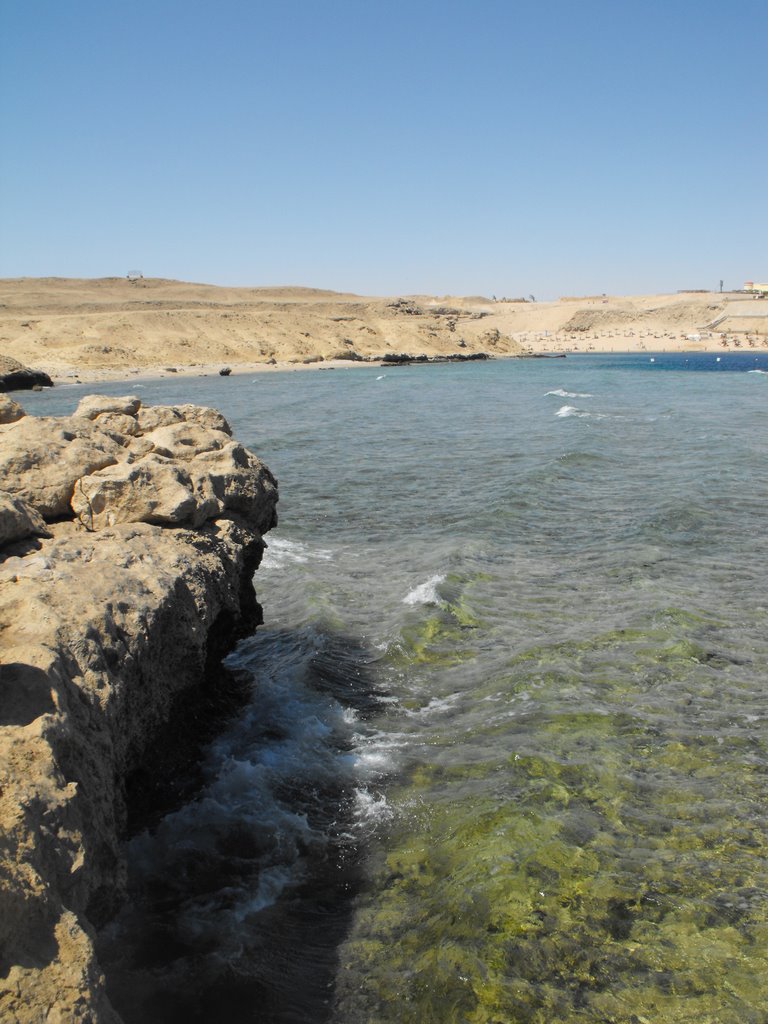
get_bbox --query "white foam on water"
[121,616,412,952]
[371,693,401,705]
[556,404,613,420]
[406,692,461,717]
[403,573,446,605]
[353,788,393,827]
[748,369,767,374]
[350,727,409,770]
[545,388,593,398]
[343,725,411,824]
[376,375,386,380]
[122,630,377,951]
[355,748,393,770]
[261,536,333,568]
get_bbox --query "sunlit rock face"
[0,396,277,1023]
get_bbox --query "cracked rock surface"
[0,396,278,1023]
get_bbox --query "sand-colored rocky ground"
[1,278,766,384]
[0,394,278,1023]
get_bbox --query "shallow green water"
[335,613,768,1023]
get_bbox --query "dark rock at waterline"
[381,353,430,364]
[0,355,53,391]
[331,349,367,361]
[380,351,492,366]
[219,366,232,376]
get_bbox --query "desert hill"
[1,278,765,383]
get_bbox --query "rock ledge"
[0,396,278,1023]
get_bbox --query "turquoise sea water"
[25,355,768,1022]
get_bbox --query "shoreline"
[3,278,766,389]
[41,344,768,389]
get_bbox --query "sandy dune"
[1,277,766,384]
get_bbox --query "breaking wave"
[403,573,446,605]
[261,536,333,568]
[545,388,593,398]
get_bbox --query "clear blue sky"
[1,0,765,298]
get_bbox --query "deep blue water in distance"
[572,350,768,373]
[22,354,768,1023]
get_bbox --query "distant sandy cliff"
[2,278,765,384]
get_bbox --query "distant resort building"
[744,281,768,296]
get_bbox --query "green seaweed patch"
[388,572,493,667]
[335,608,768,1022]
[394,604,483,667]
[336,723,767,1021]
[397,614,476,666]
[337,776,768,1021]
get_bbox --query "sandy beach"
[1,277,766,385]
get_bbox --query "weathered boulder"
[0,416,124,518]
[0,395,279,543]
[71,456,197,531]
[136,404,231,436]
[142,421,232,460]
[91,412,141,444]
[70,444,278,534]
[0,395,25,424]
[0,355,53,392]
[0,491,51,545]
[189,441,279,533]
[0,398,263,530]
[73,395,142,420]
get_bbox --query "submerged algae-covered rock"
[0,396,278,1023]
[334,613,768,1024]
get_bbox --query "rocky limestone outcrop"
[0,395,278,1023]
[0,397,25,425]
[0,416,125,519]
[0,492,51,546]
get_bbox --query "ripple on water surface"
[25,357,768,1022]
[334,603,768,1024]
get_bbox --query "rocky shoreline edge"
[0,357,53,393]
[0,394,278,1022]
